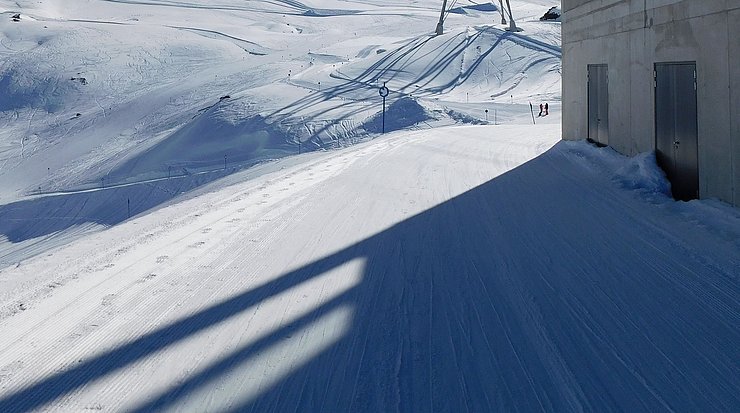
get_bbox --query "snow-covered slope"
[0,124,738,412]
[0,0,560,195]
[2,1,739,412]
[0,0,563,264]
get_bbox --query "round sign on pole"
[379,83,389,134]
[379,84,389,98]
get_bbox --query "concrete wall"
[730,7,740,208]
[562,0,739,206]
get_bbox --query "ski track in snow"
[0,125,737,412]
[0,0,561,202]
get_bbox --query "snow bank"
[449,3,499,15]
[361,97,434,134]
[540,7,562,21]
[560,140,671,197]
[614,151,671,196]
[110,99,296,183]
[559,140,739,248]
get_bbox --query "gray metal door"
[655,62,698,201]
[588,65,608,145]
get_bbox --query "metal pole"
[529,102,536,124]
[382,96,386,133]
[498,0,507,24]
[435,0,448,35]
[504,0,522,32]
[379,83,389,134]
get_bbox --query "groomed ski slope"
[0,124,738,412]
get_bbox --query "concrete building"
[562,0,739,205]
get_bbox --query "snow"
[0,124,738,412]
[0,0,739,412]
[540,7,562,21]
[0,0,562,264]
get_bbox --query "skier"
[538,103,544,117]
[544,102,549,116]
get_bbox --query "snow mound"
[0,24,79,112]
[540,7,561,22]
[614,151,671,196]
[302,8,359,17]
[443,108,487,125]
[449,4,499,15]
[110,99,295,183]
[362,97,434,134]
[0,68,75,112]
[561,141,671,197]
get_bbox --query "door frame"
[653,61,699,200]
[587,64,608,146]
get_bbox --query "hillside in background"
[0,0,562,264]
[0,0,560,196]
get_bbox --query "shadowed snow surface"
[0,125,738,412]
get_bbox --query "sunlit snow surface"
[0,1,738,412]
[0,0,561,262]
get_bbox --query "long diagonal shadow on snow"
[1,143,737,412]
[264,27,490,123]
[264,26,558,140]
[0,243,360,412]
